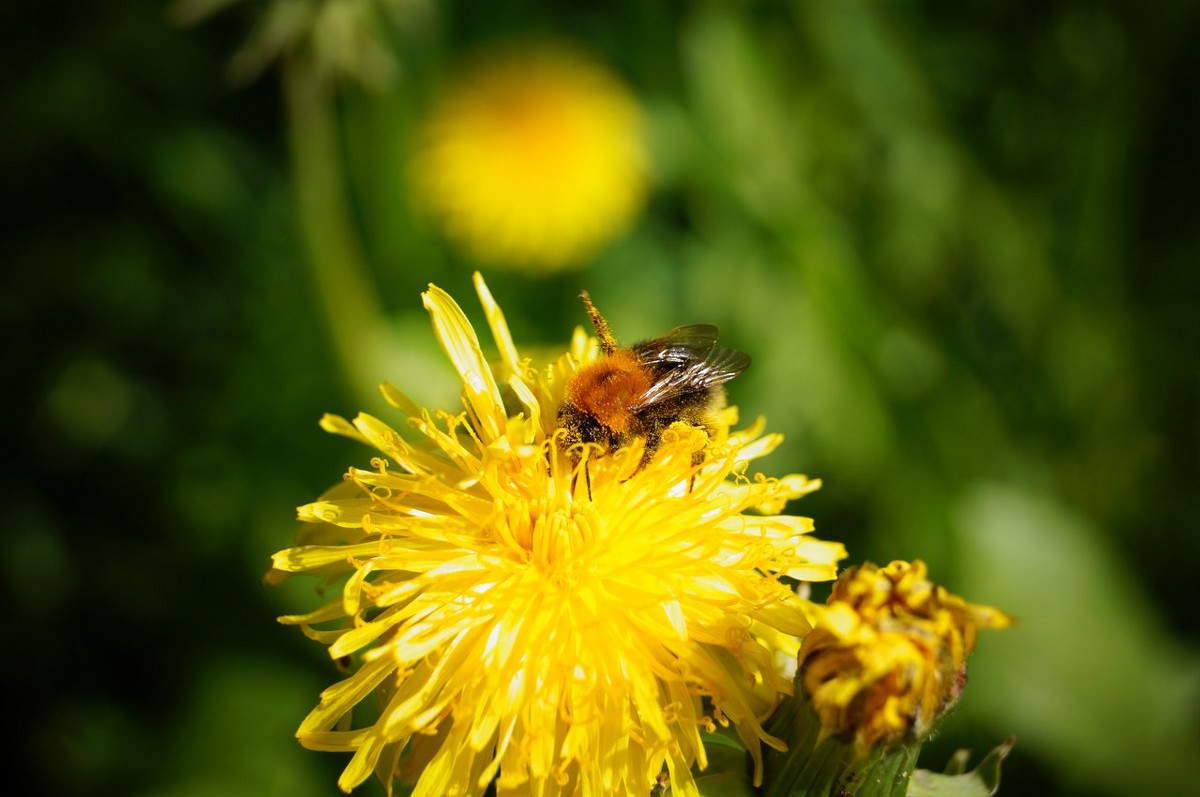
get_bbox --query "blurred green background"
[6,1,1199,795]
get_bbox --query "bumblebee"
[557,291,750,471]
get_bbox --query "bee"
[557,291,750,472]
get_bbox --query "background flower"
[411,44,647,270]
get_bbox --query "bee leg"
[633,426,663,475]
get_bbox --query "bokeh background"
[6,1,1199,795]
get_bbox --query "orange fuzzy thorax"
[567,351,652,433]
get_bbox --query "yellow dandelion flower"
[412,45,648,269]
[269,274,846,796]
[798,560,1013,752]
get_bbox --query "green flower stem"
[283,56,400,409]
[762,691,921,797]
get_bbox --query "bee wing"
[630,325,750,410]
[642,324,721,352]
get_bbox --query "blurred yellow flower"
[269,274,845,796]
[412,45,648,269]
[798,560,1013,753]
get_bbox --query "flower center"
[489,86,583,184]
[502,494,600,582]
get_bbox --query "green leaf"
[701,729,751,753]
[692,732,756,797]
[957,485,1200,793]
[761,690,922,797]
[907,738,1015,797]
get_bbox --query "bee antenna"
[580,291,619,355]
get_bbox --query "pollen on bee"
[567,351,651,433]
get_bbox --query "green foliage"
[908,739,1014,797]
[4,1,1199,796]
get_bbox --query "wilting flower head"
[798,560,1013,752]
[172,0,408,88]
[412,44,647,269]
[269,274,845,796]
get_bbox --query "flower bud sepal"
[761,685,921,797]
